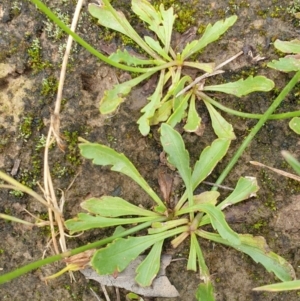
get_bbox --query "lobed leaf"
[138,71,166,136]
[273,39,300,53]
[91,227,185,275]
[203,76,274,97]
[79,143,166,210]
[218,177,259,210]
[89,3,129,36]
[267,57,300,72]
[100,71,155,114]
[197,231,296,282]
[81,196,158,217]
[144,36,171,61]
[135,240,164,286]
[181,16,237,60]
[109,49,155,66]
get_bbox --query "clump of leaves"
[66,122,295,300]
[89,0,274,136]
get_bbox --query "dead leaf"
[158,170,173,203]
[81,255,179,298]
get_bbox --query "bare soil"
[1,0,300,300]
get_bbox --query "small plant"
[64,123,294,300]
[86,0,274,137]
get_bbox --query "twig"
[101,284,111,301]
[176,51,244,97]
[90,287,104,301]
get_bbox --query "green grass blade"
[79,143,166,211]
[135,240,164,286]
[253,280,300,292]
[65,213,162,233]
[81,196,158,217]
[282,151,300,175]
[0,213,34,226]
[195,283,215,301]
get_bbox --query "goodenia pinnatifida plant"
[87,0,275,136]
[30,0,277,138]
[64,121,295,301]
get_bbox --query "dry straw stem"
[42,0,84,257]
[250,161,300,182]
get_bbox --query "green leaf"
[148,218,189,234]
[203,76,274,97]
[81,197,158,217]
[79,143,166,210]
[166,92,191,127]
[65,213,157,233]
[218,177,259,210]
[194,191,220,205]
[253,280,300,292]
[198,231,296,282]
[181,16,237,60]
[195,283,215,301]
[191,233,215,301]
[100,71,155,114]
[267,57,300,72]
[144,36,171,61]
[289,117,300,134]
[109,49,155,66]
[200,177,259,227]
[137,71,166,136]
[150,100,172,125]
[183,61,215,73]
[282,151,300,176]
[187,235,197,271]
[184,95,201,132]
[89,3,129,36]
[135,240,164,286]
[91,227,185,275]
[203,101,236,139]
[159,4,176,52]
[192,138,231,189]
[198,204,240,245]
[273,39,300,53]
[160,124,193,205]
